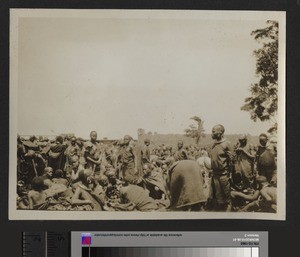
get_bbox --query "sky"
[16,11,276,139]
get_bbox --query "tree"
[241,20,278,128]
[184,116,205,145]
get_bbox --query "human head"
[17,180,26,195]
[106,169,117,185]
[123,135,132,145]
[78,169,94,186]
[143,164,152,175]
[83,175,96,189]
[44,167,53,178]
[211,124,225,140]
[72,160,79,170]
[256,176,268,188]
[29,135,36,142]
[26,150,36,158]
[54,169,64,178]
[98,175,109,187]
[70,136,76,145]
[238,134,247,146]
[76,140,83,148]
[31,176,45,191]
[270,173,277,187]
[177,140,183,149]
[267,136,277,153]
[144,138,150,146]
[90,131,97,143]
[56,136,64,144]
[259,133,268,147]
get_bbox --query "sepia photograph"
[9,9,285,220]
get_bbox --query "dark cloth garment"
[38,141,49,149]
[210,139,233,206]
[122,162,141,184]
[168,160,206,209]
[173,149,188,161]
[48,143,67,171]
[235,147,255,188]
[120,145,135,165]
[257,149,276,182]
[141,145,151,164]
[210,138,234,174]
[119,145,142,184]
[212,173,231,205]
[23,140,40,152]
[256,145,266,161]
[65,145,80,163]
[17,143,26,158]
[40,145,51,163]
[19,155,46,183]
[120,185,159,211]
[142,170,169,204]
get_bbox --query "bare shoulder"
[28,190,38,197]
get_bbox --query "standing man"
[48,136,67,172]
[255,133,268,176]
[173,140,189,161]
[256,134,277,182]
[210,124,234,212]
[235,134,255,189]
[64,136,80,172]
[118,135,141,184]
[84,131,104,177]
[141,138,151,165]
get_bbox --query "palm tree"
[184,116,205,145]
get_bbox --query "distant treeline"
[138,133,259,149]
[19,133,260,149]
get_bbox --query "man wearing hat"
[210,124,234,212]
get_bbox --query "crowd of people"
[16,125,278,213]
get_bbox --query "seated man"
[28,176,48,210]
[141,164,169,205]
[41,167,54,188]
[238,176,277,213]
[52,169,68,186]
[71,169,103,211]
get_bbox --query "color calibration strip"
[82,247,259,257]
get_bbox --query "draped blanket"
[168,160,206,209]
